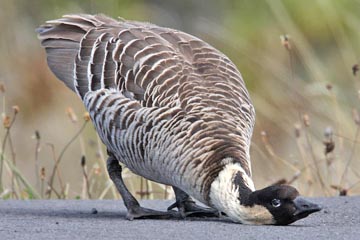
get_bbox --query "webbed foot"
[168,187,220,218]
[107,155,182,220]
[127,205,181,220]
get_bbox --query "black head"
[248,185,321,225]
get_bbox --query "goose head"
[209,163,321,225]
[245,185,322,225]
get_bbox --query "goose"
[37,14,321,225]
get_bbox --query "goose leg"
[107,155,180,220]
[167,186,220,218]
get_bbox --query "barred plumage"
[38,14,321,225]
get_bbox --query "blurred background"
[0,0,359,200]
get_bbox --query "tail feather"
[37,14,119,94]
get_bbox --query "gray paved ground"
[0,197,359,240]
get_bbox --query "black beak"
[293,197,322,218]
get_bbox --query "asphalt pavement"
[0,197,359,240]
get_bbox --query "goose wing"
[38,14,255,184]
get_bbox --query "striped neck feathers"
[209,162,275,225]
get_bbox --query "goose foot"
[168,186,220,218]
[107,154,181,220]
[126,204,180,220]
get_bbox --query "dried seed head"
[66,107,78,123]
[93,163,101,175]
[2,115,10,128]
[323,127,335,156]
[81,155,86,167]
[260,130,268,143]
[326,83,333,91]
[280,34,291,51]
[83,112,90,122]
[302,114,310,127]
[94,168,101,175]
[12,105,20,114]
[35,130,41,140]
[294,123,301,138]
[339,189,348,196]
[353,108,360,125]
[324,126,333,139]
[324,140,335,156]
[352,64,359,76]
[45,187,51,195]
[0,82,5,93]
[331,185,348,196]
[40,167,46,180]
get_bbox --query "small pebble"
[91,208,98,214]
[55,222,59,225]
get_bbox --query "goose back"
[38,14,255,204]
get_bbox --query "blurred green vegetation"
[0,0,359,199]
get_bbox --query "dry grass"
[0,1,359,200]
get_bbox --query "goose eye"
[271,199,281,208]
